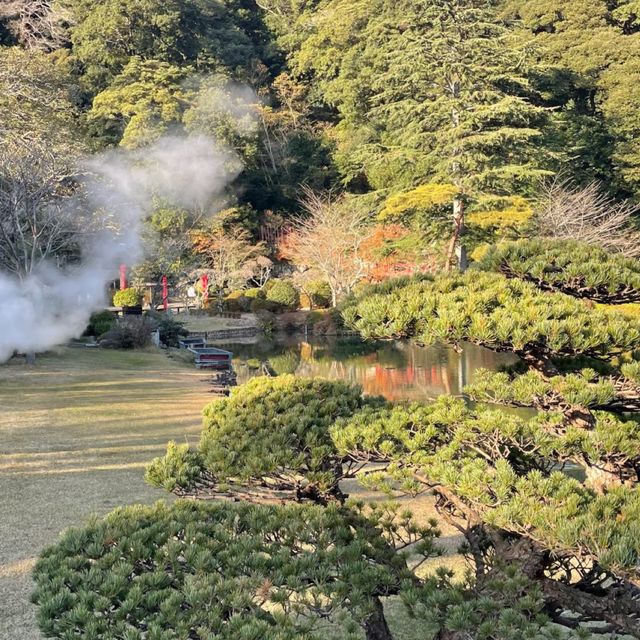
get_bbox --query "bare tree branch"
[0,0,69,51]
[281,189,375,306]
[535,179,640,257]
[0,141,81,280]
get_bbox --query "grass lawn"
[0,347,214,640]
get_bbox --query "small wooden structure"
[189,347,233,370]
[179,337,206,350]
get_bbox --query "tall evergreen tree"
[286,0,554,267]
[503,0,640,196]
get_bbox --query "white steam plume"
[0,135,239,362]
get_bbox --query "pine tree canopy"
[31,501,415,640]
[341,271,640,369]
[479,239,640,304]
[146,375,384,503]
[336,237,640,636]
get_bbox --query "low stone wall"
[188,327,261,340]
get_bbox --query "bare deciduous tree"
[0,142,80,280]
[0,47,81,157]
[0,0,68,51]
[247,254,273,288]
[281,190,374,307]
[535,180,640,257]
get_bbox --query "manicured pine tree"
[340,241,640,634]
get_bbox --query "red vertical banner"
[201,274,209,304]
[119,264,127,290]
[161,275,168,312]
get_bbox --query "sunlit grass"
[0,347,214,640]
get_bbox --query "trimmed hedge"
[265,280,300,311]
[112,288,143,307]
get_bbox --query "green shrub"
[263,279,277,293]
[198,376,377,494]
[149,312,188,347]
[265,279,299,311]
[112,287,142,307]
[244,287,264,299]
[84,311,116,337]
[342,271,640,361]
[32,501,410,640]
[254,309,275,334]
[249,296,278,312]
[99,316,156,349]
[224,290,250,312]
[306,280,332,308]
[144,441,204,492]
[307,310,324,324]
[478,238,640,304]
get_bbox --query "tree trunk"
[541,577,640,638]
[584,462,626,494]
[445,198,464,272]
[330,285,338,308]
[485,530,640,639]
[363,597,394,640]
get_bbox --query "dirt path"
[0,348,213,640]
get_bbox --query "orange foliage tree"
[360,224,438,282]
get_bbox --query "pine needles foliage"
[479,238,640,304]
[32,501,412,640]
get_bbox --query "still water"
[211,336,517,401]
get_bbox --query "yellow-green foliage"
[146,375,383,497]
[379,183,458,221]
[467,196,533,228]
[470,243,492,262]
[112,287,142,307]
[600,303,640,319]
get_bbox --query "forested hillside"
[2,0,640,293]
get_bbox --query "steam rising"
[0,135,239,362]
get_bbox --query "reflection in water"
[212,336,517,402]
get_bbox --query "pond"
[211,335,518,401]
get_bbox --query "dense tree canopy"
[4,0,640,277]
[503,0,640,194]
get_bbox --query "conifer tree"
[286,0,554,267]
[340,241,640,634]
